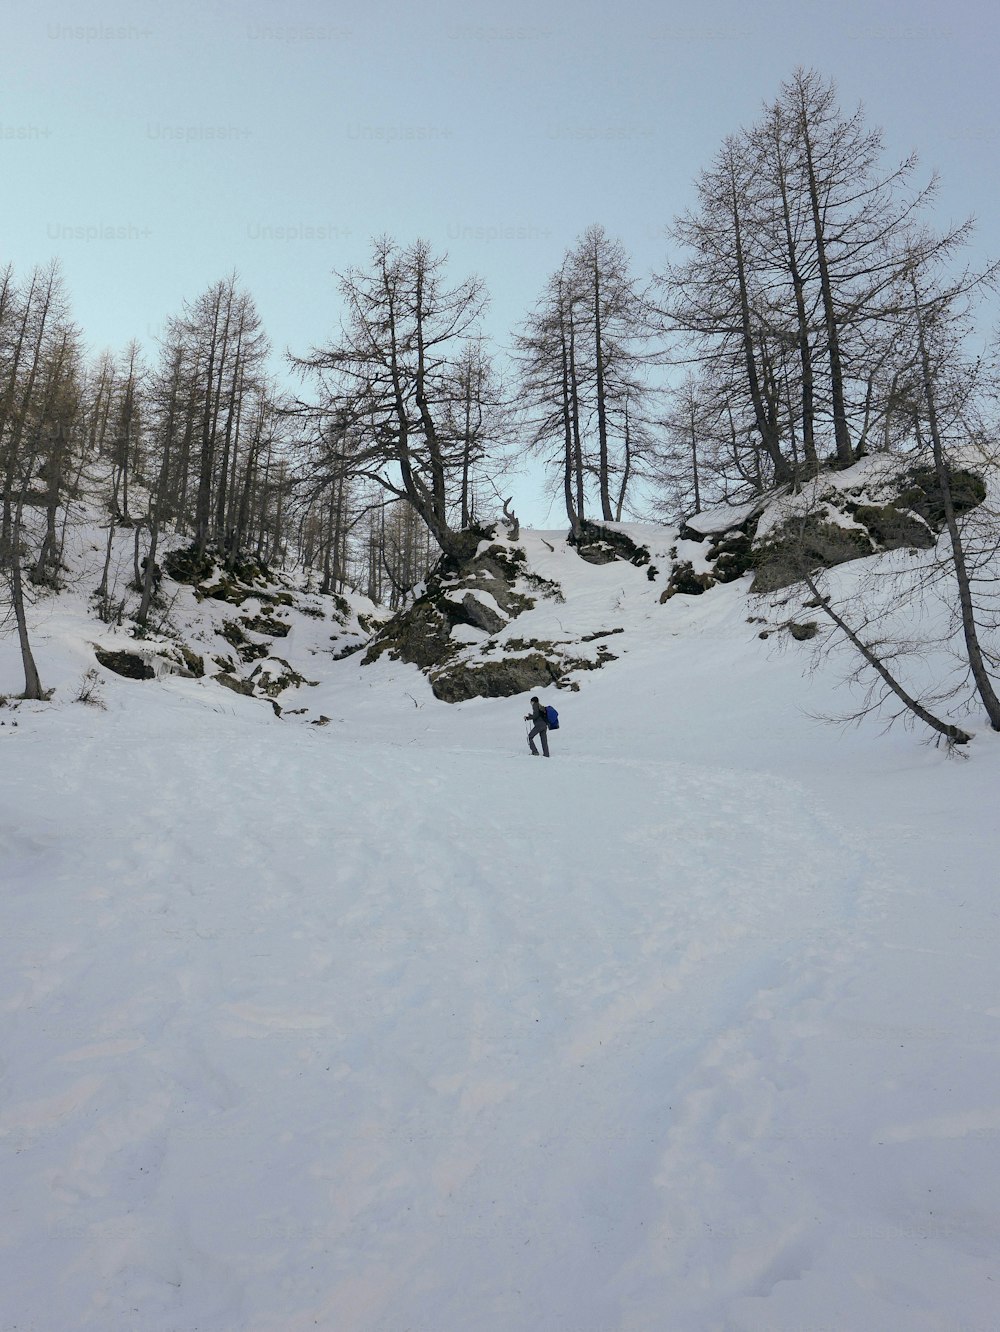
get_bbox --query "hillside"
[2,473,1000,1331]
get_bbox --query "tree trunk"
[614,394,633,522]
[912,278,1000,730]
[568,308,586,525]
[800,119,853,468]
[557,303,580,535]
[774,140,818,471]
[804,569,970,745]
[591,263,614,520]
[729,170,792,485]
[8,498,44,699]
[136,516,160,627]
[689,399,702,513]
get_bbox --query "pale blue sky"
[4,0,997,523]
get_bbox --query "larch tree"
[515,260,587,534]
[295,237,503,564]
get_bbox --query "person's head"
[530,696,539,705]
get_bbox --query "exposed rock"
[788,621,819,641]
[844,501,934,551]
[177,645,205,678]
[203,578,251,607]
[163,545,297,616]
[162,545,214,585]
[364,598,457,670]
[678,522,708,543]
[215,671,255,697]
[459,591,507,634]
[660,561,716,601]
[575,540,618,566]
[357,612,387,637]
[708,527,757,582]
[750,518,873,594]
[748,464,987,594]
[904,465,987,526]
[363,536,550,677]
[153,644,206,679]
[219,620,269,663]
[240,613,291,638]
[429,653,562,703]
[580,628,625,643]
[570,520,651,567]
[662,511,760,601]
[249,657,316,698]
[94,647,155,680]
[255,589,295,608]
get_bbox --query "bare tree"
[515,260,587,534]
[518,231,654,531]
[296,237,502,563]
[903,257,1000,729]
[659,69,958,495]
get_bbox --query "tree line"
[2,67,998,730]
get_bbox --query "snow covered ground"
[3,526,1000,1330]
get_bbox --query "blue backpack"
[545,705,559,730]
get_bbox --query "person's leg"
[527,723,540,754]
[540,727,549,757]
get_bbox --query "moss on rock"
[660,561,716,601]
[249,657,315,697]
[240,613,291,638]
[362,534,551,676]
[571,520,651,567]
[750,518,872,593]
[707,527,757,582]
[846,501,934,550]
[215,671,255,697]
[219,620,268,663]
[363,598,457,670]
[177,645,205,678]
[430,653,562,702]
[904,466,987,526]
[162,545,214,585]
[788,621,819,641]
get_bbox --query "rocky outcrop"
[155,541,367,705]
[750,517,873,594]
[429,653,561,703]
[248,657,316,698]
[662,512,761,602]
[94,647,155,680]
[570,520,652,568]
[662,463,987,601]
[363,538,553,674]
[359,532,621,702]
[459,591,508,635]
[750,464,987,594]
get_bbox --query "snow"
[683,500,763,537]
[2,520,1000,1330]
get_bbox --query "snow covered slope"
[2,511,999,1331]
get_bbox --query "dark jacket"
[528,699,548,728]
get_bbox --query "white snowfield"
[2,525,999,1331]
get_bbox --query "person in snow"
[524,695,550,757]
